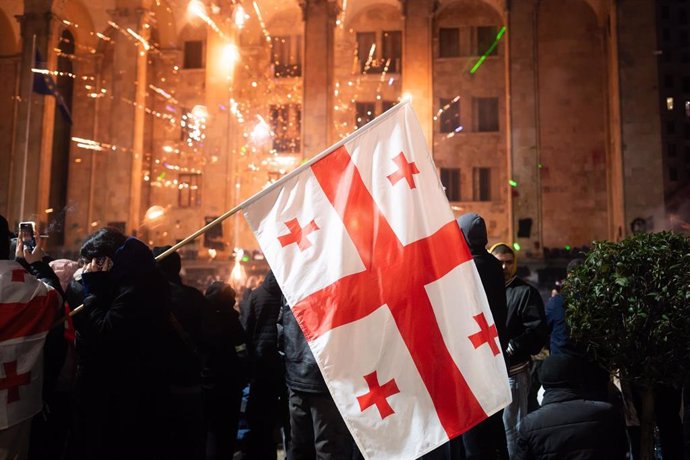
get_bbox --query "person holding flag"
[240,101,511,460]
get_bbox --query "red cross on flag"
[243,101,510,459]
[0,261,61,430]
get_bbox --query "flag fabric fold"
[33,50,73,124]
[243,102,510,460]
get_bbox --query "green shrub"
[563,231,690,387]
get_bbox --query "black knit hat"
[539,354,584,388]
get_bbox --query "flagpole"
[67,99,410,318]
[19,34,36,220]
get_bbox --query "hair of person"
[80,227,128,260]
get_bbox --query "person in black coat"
[203,281,249,460]
[240,271,286,459]
[457,213,509,460]
[513,354,627,460]
[490,243,547,458]
[153,246,209,460]
[72,228,173,460]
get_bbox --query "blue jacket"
[545,294,569,354]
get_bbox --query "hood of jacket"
[261,270,282,296]
[457,213,488,251]
[205,281,236,309]
[110,237,156,283]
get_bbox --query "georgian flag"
[0,261,61,429]
[243,101,510,459]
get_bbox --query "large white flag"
[243,101,510,460]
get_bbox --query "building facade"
[0,0,681,260]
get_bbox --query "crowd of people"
[0,212,687,460]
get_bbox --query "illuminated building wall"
[0,0,676,260]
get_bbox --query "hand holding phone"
[18,222,36,252]
[16,234,44,264]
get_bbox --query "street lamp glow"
[188,0,206,18]
[144,205,165,221]
[223,43,240,74]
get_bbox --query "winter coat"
[203,281,250,388]
[75,238,172,386]
[241,271,284,383]
[281,304,327,393]
[514,388,627,460]
[545,293,569,355]
[157,277,210,387]
[457,213,509,360]
[73,238,175,460]
[505,277,547,369]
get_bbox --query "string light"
[252,1,271,42]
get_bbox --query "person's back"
[203,281,248,460]
[457,213,509,460]
[514,354,626,460]
[241,271,285,459]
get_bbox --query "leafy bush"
[563,231,690,386]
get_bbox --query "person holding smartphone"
[0,215,62,460]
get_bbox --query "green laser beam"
[469,26,507,75]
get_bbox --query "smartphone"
[18,221,36,252]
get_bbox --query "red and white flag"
[243,102,510,459]
[0,261,61,429]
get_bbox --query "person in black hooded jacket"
[153,246,209,460]
[72,228,173,460]
[457,213,510,460]
[513,354,627,460]
[203,281,249,460]
[240,271,286,459]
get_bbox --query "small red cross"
[386,152,420,189]
[11,269,26,283]
[0,361,31,404]
[356,371,400,420]
[468,313,500,356]
[277,218,320,251]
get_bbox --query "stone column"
[300,0,338,155]
[64,53,102,247]
[507,0,542,256]
[9,1,60,227]
[616,0,665,233]
[401,0,434,147]
[603,0,625,241]
[104,4,150,235]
